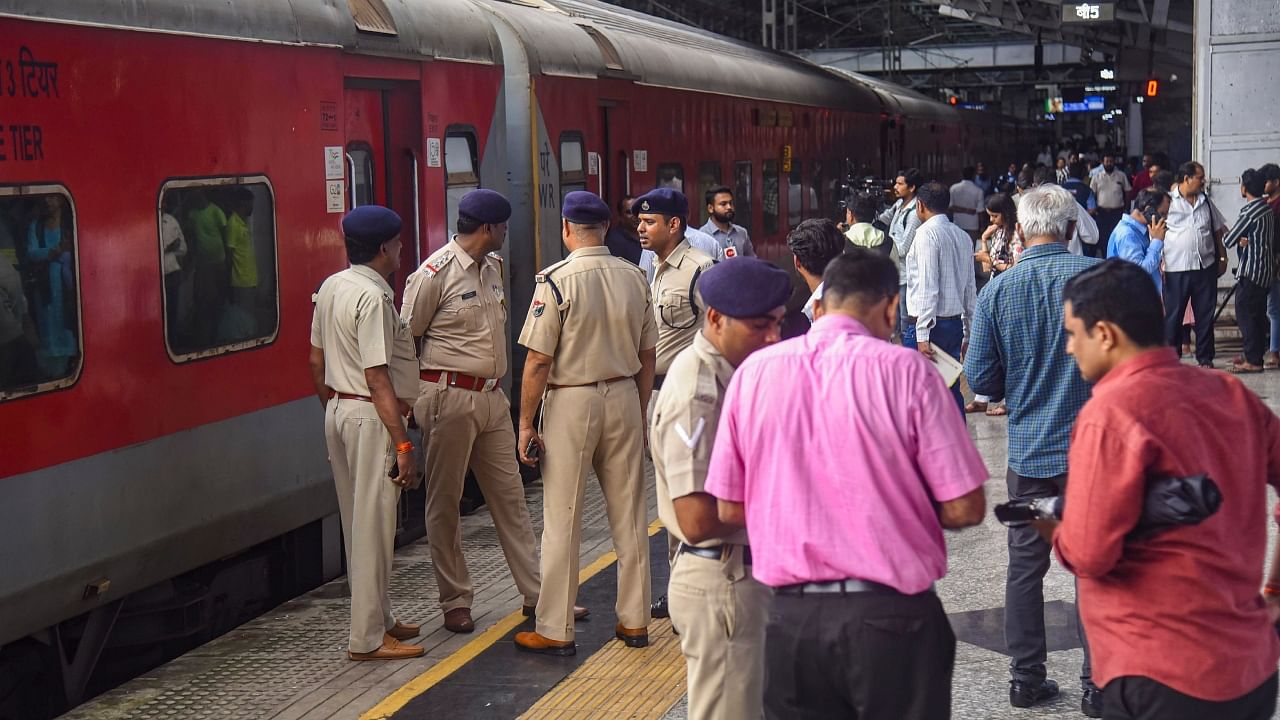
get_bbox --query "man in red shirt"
[1039,258,1280,719]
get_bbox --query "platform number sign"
[1062,2,1114,22]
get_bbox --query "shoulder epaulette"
[487,251,504,264]
[422,250,455,278]
[535,261,571,306]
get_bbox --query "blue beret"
[562,191,611,224]
[633,187,688,219]
[458,189,512,224]
[699,257,792,318]
[342,205,402,244]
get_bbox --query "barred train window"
[159,177,279,362]
[445,128,479,232]
[695,162,722,227]
[0,185,81,401]
[787,160,803,229]
[762,160,780,235]
[656,163,684,193]
[734,161,752,236]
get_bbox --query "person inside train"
[186,188,230,348]
[0,244,37,389]
[160,192,187,338]
[221,188,259,341]
[25,194,77,378]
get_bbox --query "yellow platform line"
[518,618,686,719]
[360,520,666,720]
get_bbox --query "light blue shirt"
[1107,213,1164,295]
[698,220,754,257]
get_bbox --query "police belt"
[677,542,751,566]
[905,315,961,325]
[547,376,629,390]
[421,369,499,392]
[775,578,932,596]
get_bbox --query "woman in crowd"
[967,193,1020,416]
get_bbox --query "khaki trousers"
[325,398,402,654]
[535,380,650,642]
[414,380,540,612]
[668,548,770,720]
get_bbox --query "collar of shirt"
[658,239,694,269]
[810,312,873,339]
[1170,186,1205,211]
[692,331,734,388]
[447,237,497,272]
[567,245,612,260]
[349,263,392,295]
[917,213,946,231]
[1116,213,1148,239]
[1017,242,1071,262]
[1093,347,1179,396]
[700,220,740,238]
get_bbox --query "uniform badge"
[492,284,505,301]
[532,300,545,317]
[639,200,651,212]
[724,246,738,258]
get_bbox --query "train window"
[347,144,375,209]
[656,163,684,192]
[445,128,480,232]
[787,161,803,229]
[159,178,280,362]
[762,160,780,235]
[695,162,722,227]
[733,161,753,236]
[811,161,825,219]
[560,133,586,200]
[0,185,81,401]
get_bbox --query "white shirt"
[160,213,187,275]
[1090,168,1131,210]
[948,180,984,231]
[1071,203,1095,252]
[906,214,977,342]
[802,282,822,321]
[1163,188,1226,272]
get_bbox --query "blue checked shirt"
[963,243,1100,478]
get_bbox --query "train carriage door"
[343,84,423,297]
[599,100,631,222]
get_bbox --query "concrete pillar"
[1127,100,1144,157]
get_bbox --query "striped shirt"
[1225,197,1276,286]
[963,243,1100,478]
[906,214,977,342]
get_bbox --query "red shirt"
[1054,348,1280,700]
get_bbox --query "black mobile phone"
[524,438,540,461]
[388,460,399,479]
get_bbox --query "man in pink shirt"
[705,250,988,719]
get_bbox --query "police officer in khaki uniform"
[512,191,658,656]
[652,258,790,719]
[635,187,717,384]
[308,206,424,661]
[401,189,549,634]
[634,186,716,620]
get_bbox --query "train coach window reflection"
[0,187,81,400]
[787,161,803,229]
[159,179,279,362]
[347,145,374,209]
[696,162,722,226]
[656,163,684,192]
[762,160,780,235]
[445,129,479,232]
[560,133,586,201]
[734,161,752,235]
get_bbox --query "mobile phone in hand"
[525,437,540,461]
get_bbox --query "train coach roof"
[824,67,959,123]
[481,0,882,112]
[0,0,500,64]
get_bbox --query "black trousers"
[765,589,954,719]
[1005,469,1094,687]
[1163,266,1218,364]
[1236,278,1269,365]
[1103,673,1278,720]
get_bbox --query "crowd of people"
[308,143,1280,719]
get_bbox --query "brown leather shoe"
[444,608,475,633]
[348,634,425,661]
[514,631,576,656]
[388,621,421,641]
[614,623,649,648]
[522,605,589,621]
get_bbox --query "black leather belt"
[775,579,931,596]
[677,542,751,565]
[905,314,960,325]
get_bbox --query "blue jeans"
[903,316,966,414]
[1269,281,1280,354]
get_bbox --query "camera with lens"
[994,496,1063,527]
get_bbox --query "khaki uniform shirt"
[651,332,747,547]
[310,264,418,401]
[401,238,508,378]
[517,245,657,386]
[652,240,715,375]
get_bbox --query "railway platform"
[63,367,1280,720]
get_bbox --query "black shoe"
[1010,678,1060,708]
[1081,686,1104,718]
[651,594,669,619]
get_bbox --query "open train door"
[343,81,423,301]
[600,99,633,213]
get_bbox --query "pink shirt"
[705,314,988,592]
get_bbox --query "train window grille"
[444,128,480,233]
[157,177,280,363]
[656,163,684,193]
[559,133,586,201]
[0,185,82,402]
[347,144,375,209]
[734,161,753,238]
[762,160,780,235]
[787,160,803,229]
[695,162,722,227]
